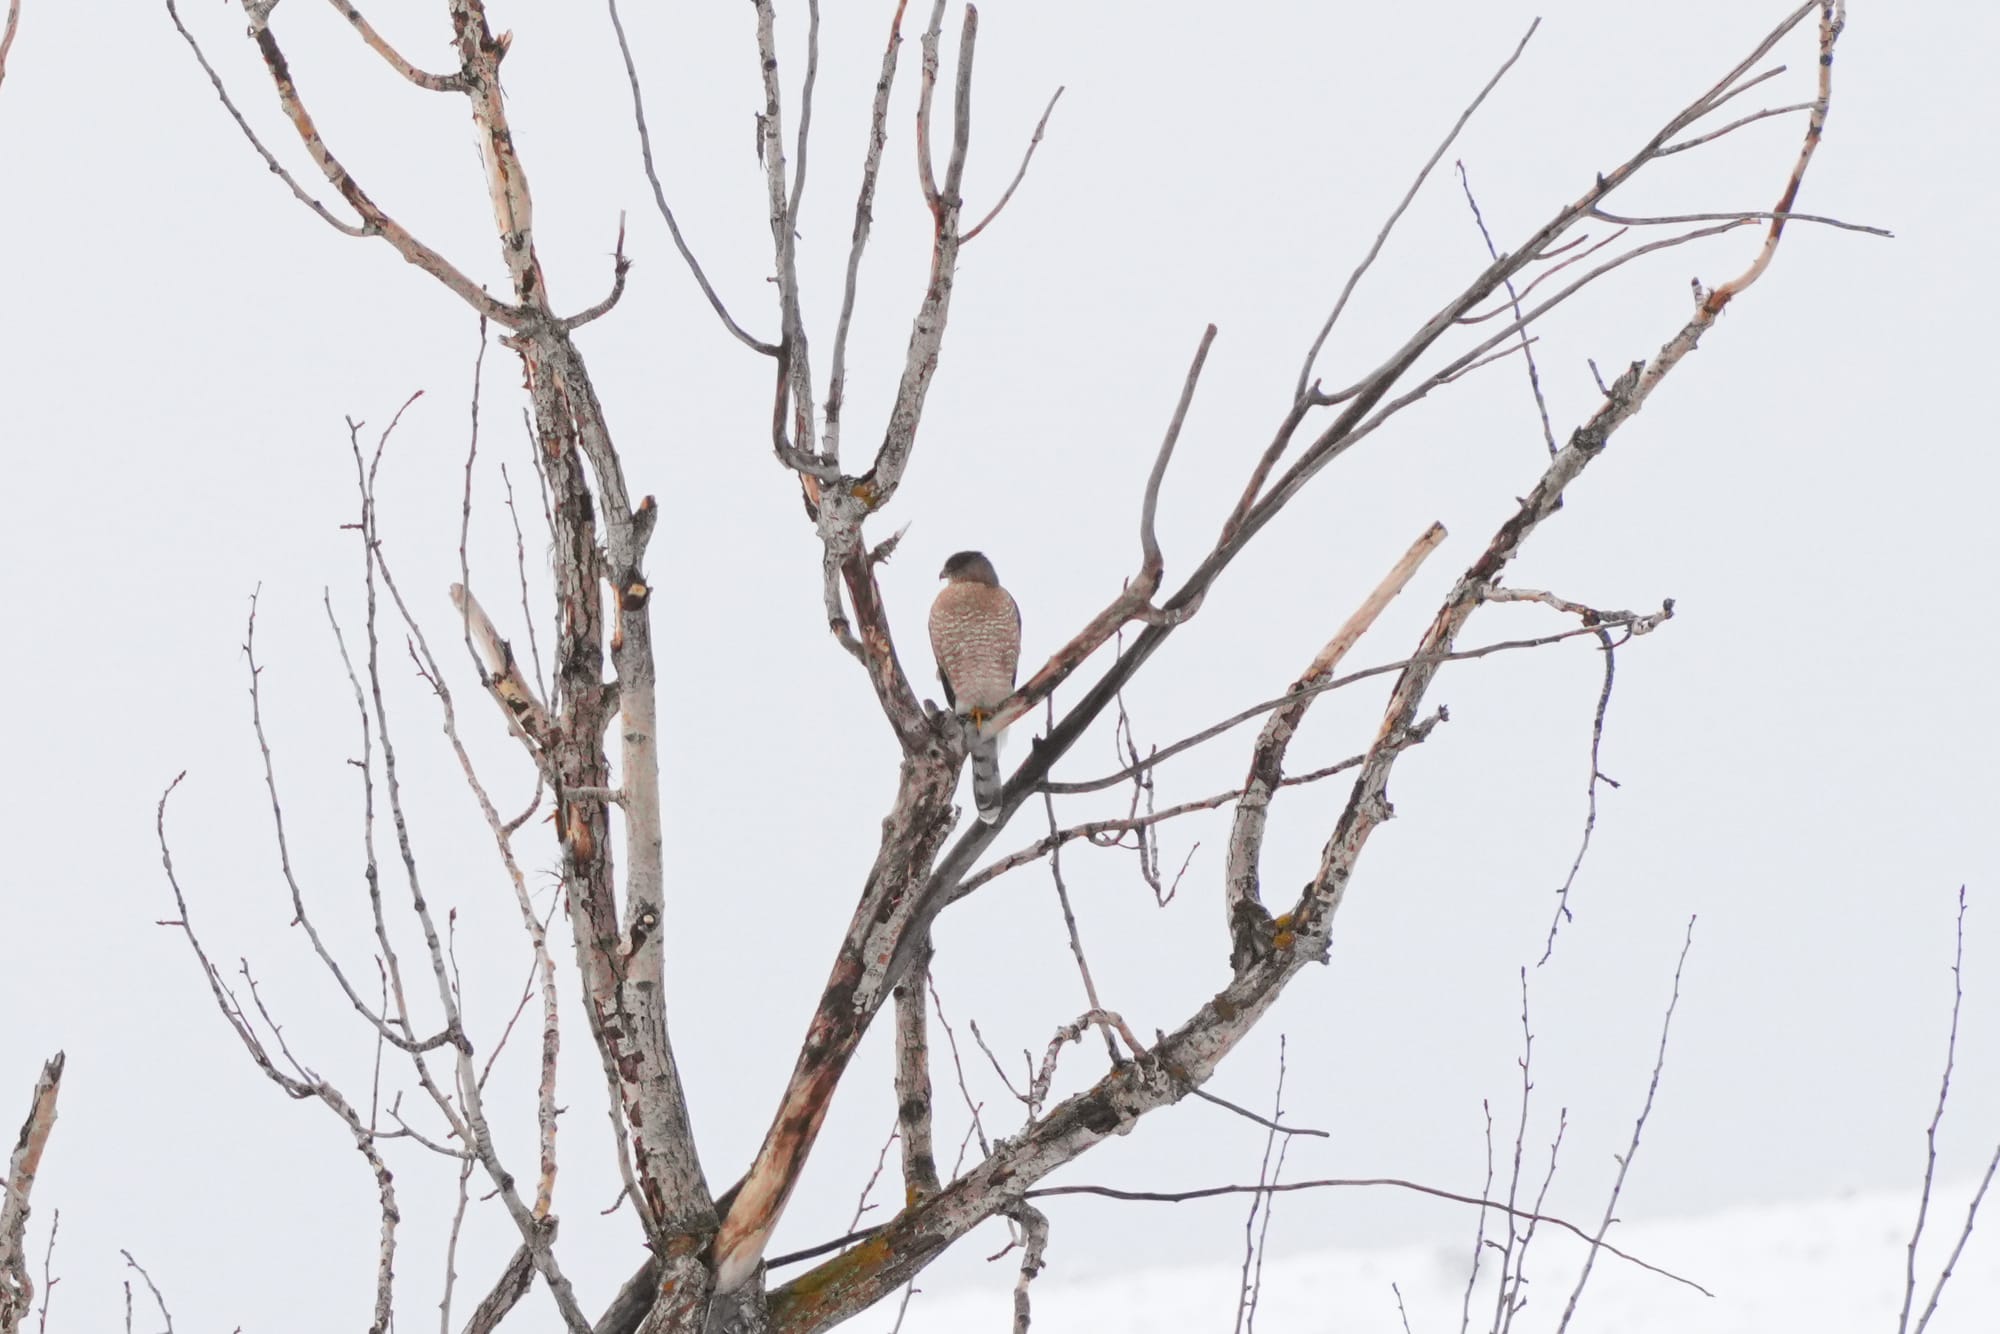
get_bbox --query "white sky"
[1,1,1994,1330]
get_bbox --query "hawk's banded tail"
[969,730,1004,823]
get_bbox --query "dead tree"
[143,2,1878,1331]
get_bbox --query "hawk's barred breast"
[929,582,1021,712]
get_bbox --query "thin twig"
[1589,205,1889,236]
[163,0,369,238]
[1901,885,2000,1334]
[1460,1102,1495,1334]
[963,86,1064,242]
[1659,101,1814,155]
[1189,1087,1329,1140]
[1457,161,1555,454]
[1041,702,1117,1066]
[1047,612,1670,795]
[1555,917,1698,1332]
[118,1253,173,1334]
[1542,625,1619,964]
[32,1208,56,1334]
[1234,1038,1292,1334]
[606,0,774,352]
[956,751,1369,901]
[927,976,992,1158]
[1025,1179,1710,1297]
[1489,971,1536,1333]
[844,1120,901,1242]
[1294,19,1540,401]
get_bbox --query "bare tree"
[121,1,1889,1331]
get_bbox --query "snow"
[898,1182,2000,1332]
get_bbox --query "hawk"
[929,550,1022,824]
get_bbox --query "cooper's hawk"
[929,550,1022,823]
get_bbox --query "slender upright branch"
[1555,918,1696,1334]
[606,0,777,354]
[824,0,913,465]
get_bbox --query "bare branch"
[118,1254,173,1334]
[1590,205,1890,236]
[962,86,1064,243]
[1,1053,64,1334]
[1188,1087,1329,1141]
[452,582,554,744]
[461,1245,534,1334]
[156,778,405,1333]
[1294,19,1540,402]
[1028,1011,1146,1121]
[1659,101,1814,156]
[31,1209,56,1334]
[1139,324,1216,585]
[893,939,942,1204]
[954,751,1370,902]
[979,324,1218,743]
[1460,1103,1496,1334]
[246,589,454,1056]
[1007,1204,1049,1334]
[752,0,822,470]
[0,0,21,95]
[915,2,1839,955]
[605,0,774,353]
[844,1121,901,1245]
[1688,2,1845,319]
[1023,1178,1709,1298]
[1233,1038,1293,1334]
[857,0,978,503]
[1456,162,1555,454]
[1536,624,1621,965]
[825,0,914,464]
[359,451,600,1334]
[1900,885,2000,1334]
[179,2,522,320]
[163,0,370,238]
[1041,767,1118,1068]
[324,0,463,91]
[928,976,993,1159]
[820,147,1813,1306]
[914,0,947,206]
[559,217,633,331]
[1047,613,1663,797]
[1227,522,1446,971]
[1555,917,1697,1333]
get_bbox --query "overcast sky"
[1,1,1994,1330]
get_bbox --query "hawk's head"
[939,550,1000,586]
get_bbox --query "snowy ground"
[895,1182,2000,1333]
